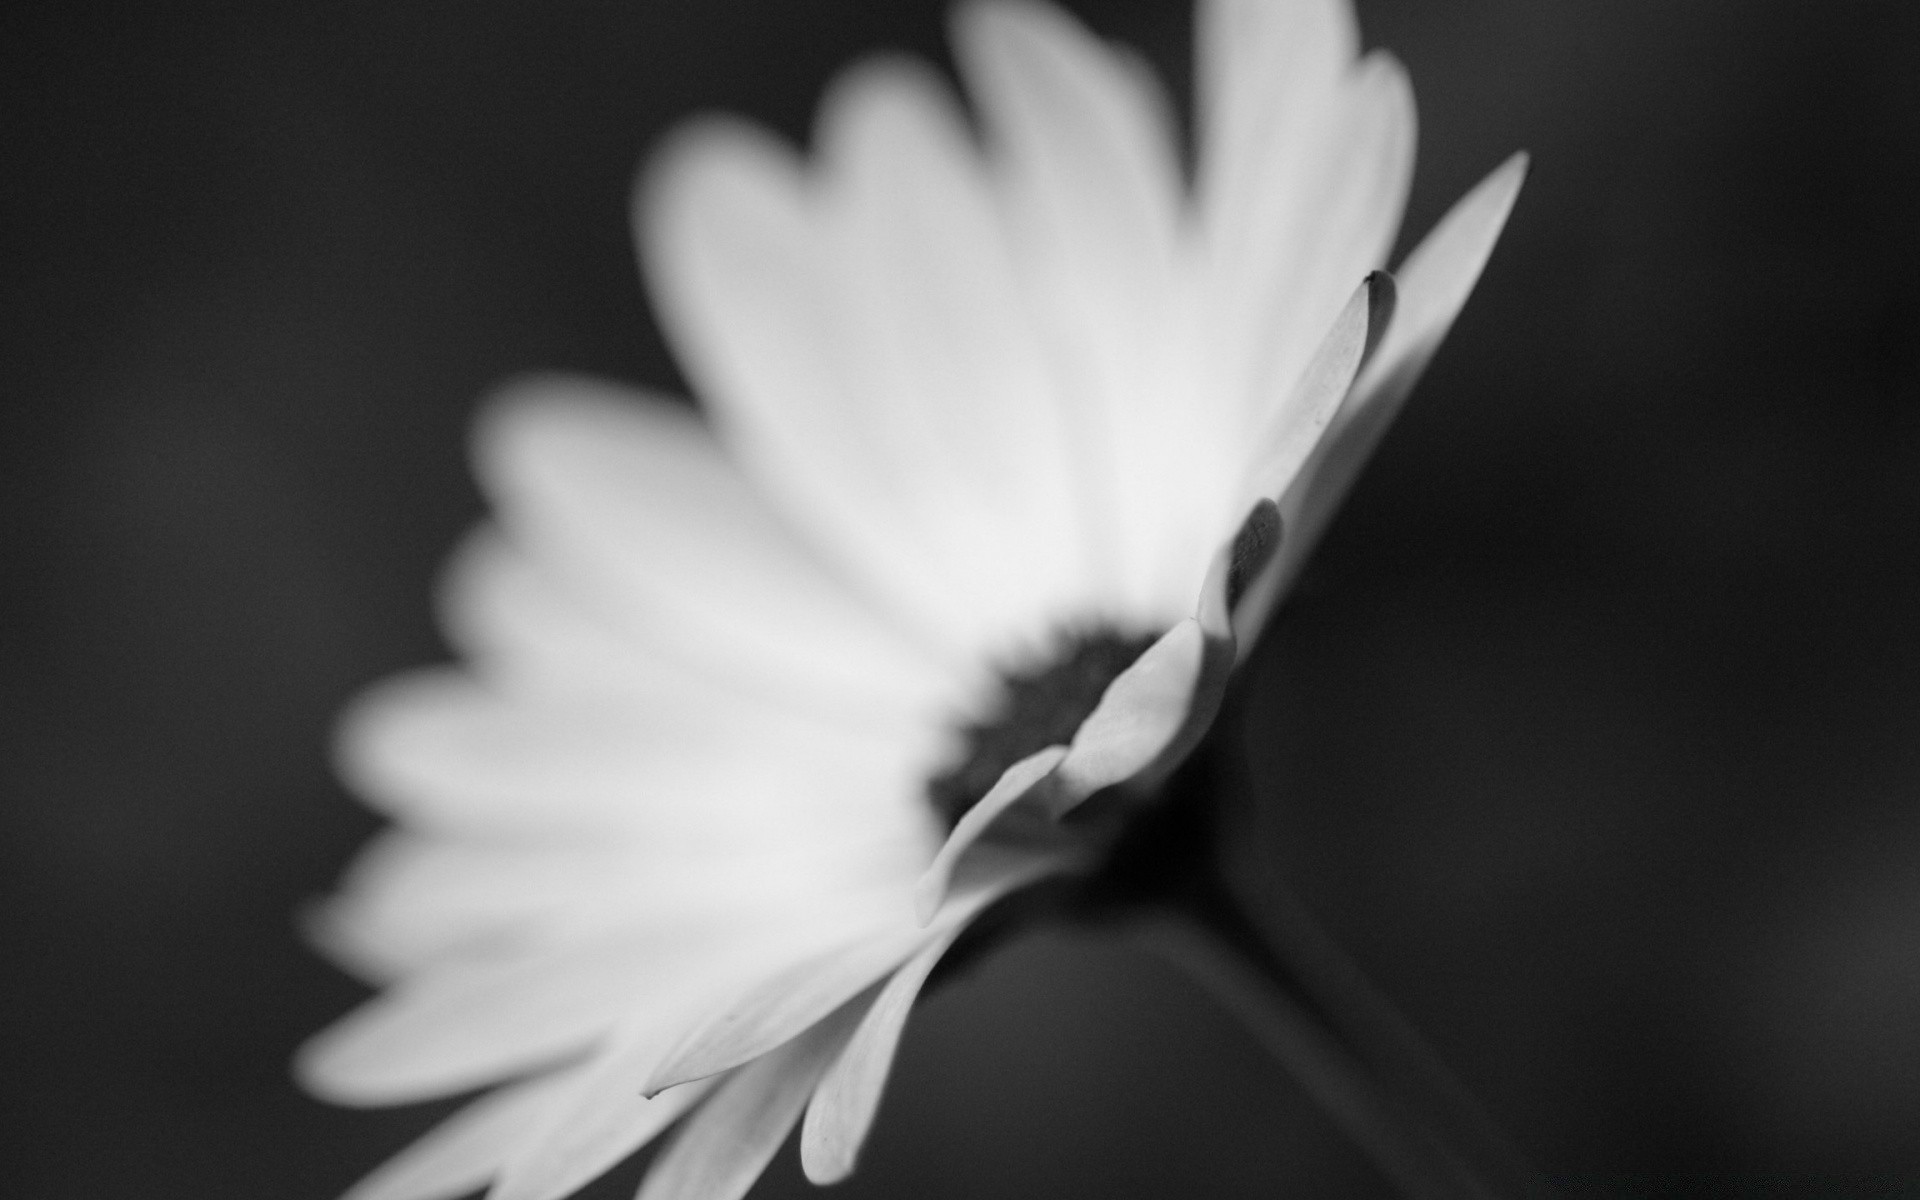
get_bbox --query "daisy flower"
[298,1,1526,1198]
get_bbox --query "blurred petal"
[309,828,929,983]
[1194,0,1357,396]
[642,87,1087,658]
[336,1067,584,1200]
[1210,54,1413,436]
[475,375,966,709]
[814,58,1098,644]
[953,0,1183,616]
[334,668,934,848]
[298,897,889,1106]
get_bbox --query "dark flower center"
[926,628,1162,828]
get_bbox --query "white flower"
[297,2,1525,1199]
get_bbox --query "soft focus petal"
[334,668,934,850]
[813,58,1098,646]
[298,895,895,1106]
[952,0,1184,620]
[800,929,962,1183]
[308,828,929,983]
[1194,0,1355,401]
[1197,0,1357,230]
[642,88,1088,659]
[336,1066,585,1200]
[475,375,968,711]
[1202,53,1413,442]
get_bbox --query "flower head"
[298,2,1524,1198]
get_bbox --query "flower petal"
[812,57,1100,647]
[488,1039,716,1200]
[641,76,1090,659]
[1197,0,1358,228]
[952,0,1184,617]
[800,928,961,1183]
[1241,273,1386,505]
[334,668,935,850]
[1050,618,1232,815]
[914,744,1069,925]
[1220,53,1414,432]
[1272,152,1529,597]
[643,846,1057,1096]
[308,826,929,984]
[635,1003,865,1200]
[1195,0,1357,390]
[335,1066,585,1200]
[1221,272,1387,648]
[474,374,965,712]
[297,896,891,1106]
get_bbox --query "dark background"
[5,0,1919,1196]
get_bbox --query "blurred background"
[4,0,1918,1195]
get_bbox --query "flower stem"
[1216,860,1550,1200]
[1137,901,1502,1200]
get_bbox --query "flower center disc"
[926,629,1161,828]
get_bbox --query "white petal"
[642,101,1080,659]
[952,0,1184,615]
[1197,56,1414,471]
[1221,274,1382,648]
[1272,153,1529,597]
[914,744,1068,924]
[1197,0,1358,223]
[1240,273,1381,505]
[488,1037,716,1200]
[812,58,1098,646]
[800,929,959,1183]
[644,846,1057,1095]
[334,668,935,847]
[335,1067,584,1200]
[297,897,892,1106]
[1051,619,1218,813]
[636,1004,865,1200]
[310,827,932,982]
[474,375,966,712]
[435,527,656,699]
[1357,151,1531,405]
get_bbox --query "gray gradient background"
[5,0,1919,1195]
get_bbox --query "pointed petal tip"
[1469,150,1531,225]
